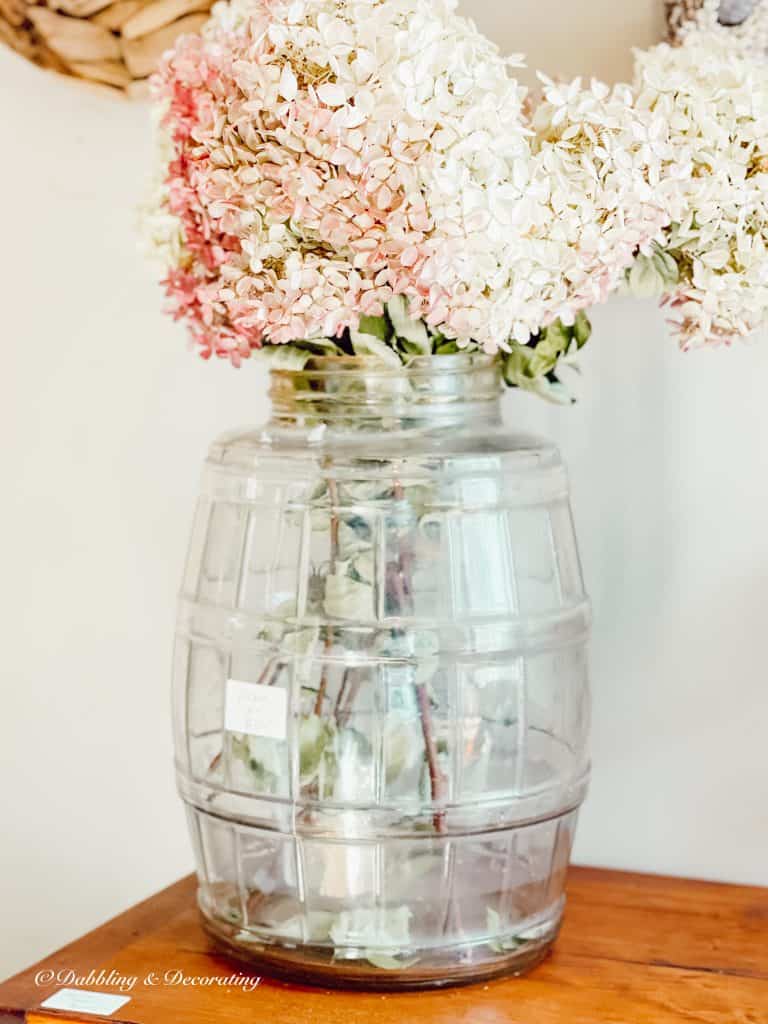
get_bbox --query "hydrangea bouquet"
[143,0,768,395]
[142,0,768,401]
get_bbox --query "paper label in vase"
[225,678,287,740]
[40,989,131,1016]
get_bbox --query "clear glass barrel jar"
[173,354,590,989]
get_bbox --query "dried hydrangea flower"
[629,28,768,347]
[143,0,672,367]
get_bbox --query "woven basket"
[0,0,213,95]
[665,0,705,41]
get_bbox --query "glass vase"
[173,354,590,990]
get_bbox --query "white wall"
[2,0,767,981]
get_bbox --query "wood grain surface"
[1,866,766,1023]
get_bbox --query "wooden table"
[1,867,767,1023]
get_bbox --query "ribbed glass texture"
[173,354,590,989]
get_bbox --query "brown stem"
[393,481,414,601]
[334,666,351,726]
[415,682,447,834]
[337,667,362,730]
[257,658,278,687]
[393,479,446,833]
[314,638,335,715]
[386,563,409,616]
[314,474,340,716]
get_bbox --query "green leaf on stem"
[387,296,431,353]
[357,314,390,341]
[299,713,337,785]
[573,310,592,348]
[349,329,403,366]
[436,340,462,355]
[260,345,314,370]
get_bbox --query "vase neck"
[267,354,503,436]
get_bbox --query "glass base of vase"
[200,910,560,992]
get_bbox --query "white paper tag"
[40,989,131,1016]
[225,678,287,740]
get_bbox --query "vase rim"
[267,351,503,431]
[269,352,498,378]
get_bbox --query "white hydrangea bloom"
[530,76,677,331]
[632,30,768,347]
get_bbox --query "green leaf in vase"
[337,516,373,556]
[338,479,393,502]
[231,733,283,793]
[536,320,572,360]
[301,336,348,355]
[434,338,461,354]
[350,549,375,584]
[259,345,315,370]
[486,907,527,953]
[363,952,420,970]
[299,714,337,790]
[324,569,374,619]
[329,905,413,953]
[400,483,433,521]
[387,296,431,354]
[573,310,592,348]
[503,346,574,404]
[349,330,403,366]
[357,314,391,342]
[269,910,336,942]
[502,344,542,386]
[281,626,320,656]
[526,374,573,405]
[280,625,320,685]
